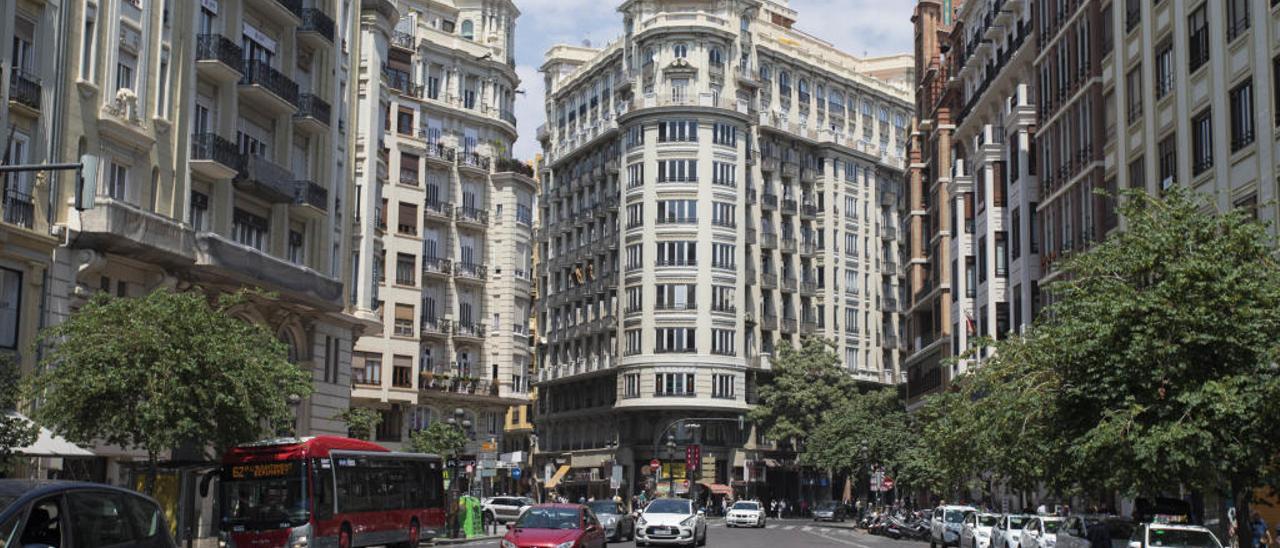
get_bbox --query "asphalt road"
[439,518,928,548]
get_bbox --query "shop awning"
[698,482,732,495]
[6,412,94,457]
[544,465,571,489]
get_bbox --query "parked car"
[635,497,707,547]
[500,503,607,548]
[813,501,851,522]
[0,480,177,548]
[725,500,766,528]
[587,500,635,541]
[1020,516,1065,548]
[932,505,979,548]
[1127,523,1223,548]
[961,512,1002,548]
[484,496,535,525]
[993,514,1035,548]
[1057,516,1135,548]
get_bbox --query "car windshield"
[515,508,581,530]
[220,461,309,529]
[946,511,968,524]
[980,516,999,527]
[1043,520,1063,533]
[732,502,759,511]
[647,500,691,514]
[588,501,621,515]
[1149,529,1222,548]
[1010,517,1030,530]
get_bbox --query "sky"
[509,0,917,161]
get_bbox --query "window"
[712,285,735,312]
[396,253,416,285]
[392,355,413,388]
[1226,0,1249,42]
[1275,55,1280,128]
[712,243,735,269]
[655,328,696,353]
[656,284,696,310]
[156,50,171,117]
[107,161,128,201]
[965,256,976,298]
[116,49,136,92]
[1011,208,1021,261]
[655,372,695,395]
[712,331,735,356]
[461,19,474,40]
[1126,65,1142,123]
[657,160,697,183]
[353,352,382,384]
[1125,0,1140,32]
[81,5,98,80]
[626,203,644,228]
[232,208,268,250]
[712,202,736,227]
[626,244,643,271]
[397,202,418,235]
[713,123,736,146]
[710,372,736,401]
[624,373,641,398]
[712,161,736,187]
[68,491,139,546]
[626,124,645,148]
[626,286,643,312]
[287,230,304,264]
[1155,41,1174,100]
[190,191,208,231]
[394,303,415,336]
[624,328,643,356]
[656,199,696,223]
[1158,133,1177,191]
[627,162,644,188]
[657,120,697,142]
[1188,5,1209,72]
[656,241,696,266]
[1128,155,1145,190]
[0,267,20,349]
[995,232,1008,277]
[1192,109,1213,175]
[1229,79,1254,151]
[673,43,688,58]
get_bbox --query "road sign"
[610,464,623,490]
[685,445,701,472]
[481,441,497,451]
[512,468,523,480]
[478,452,498,461]
[544,463,554,482]
[650,459,661,470]
[882,477,895,491]
[466,464,474,474]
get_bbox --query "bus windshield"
[220,461,309,530]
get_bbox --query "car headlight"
[555,541,576,548]
[501,541,517,548]
[290,536,308,548]
[637,517,647,527]
[604,516,617,525]
[681,515,698,527]
[979,531,991,538]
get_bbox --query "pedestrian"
[1251,513,1271,548]
[800,499,809,518]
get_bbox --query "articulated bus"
[219,436,445,548]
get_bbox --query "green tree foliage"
[407,422,468,457]
[805,388,918,481]
[335,407,381,441]
[748,337,855,447]
[28,289,313,492]
[0,354,38,474]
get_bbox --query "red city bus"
[219,436,446,548]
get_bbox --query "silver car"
[587,500,636,541]
[993,514,1034,548]
[482,496,534,525]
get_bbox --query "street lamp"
[666,435,677,497]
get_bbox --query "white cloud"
[511,0,915,161]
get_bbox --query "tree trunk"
[145,451,158,496]
[1233,479,1251,548]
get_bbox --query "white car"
[726,500,766,528]
[993,514,1034,548]
[482,496,535,525]
[962,513,1002,548]
[635,498,707,547]
[932,505,980,548]
[1021,516,1065,548]
[1128,523,1223,548]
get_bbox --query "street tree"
[804,388,917,494]
[0,355,38,475]
[748,337,854,448]
[28,289,313,493]
[335,407,381,441]
[408,422,468,458]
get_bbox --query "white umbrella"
[5,411,94,457]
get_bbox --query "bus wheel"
[339,525,352,548]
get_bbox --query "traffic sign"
[512,468,523,480]
[650,459,660,470]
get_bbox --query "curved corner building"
[533,0,914,504]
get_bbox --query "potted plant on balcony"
[421,370,435,388]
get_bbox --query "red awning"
[698,482,733,495]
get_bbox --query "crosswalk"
[711,521,864,535]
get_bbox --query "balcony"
[459,152,490,173]
[259,0,303,23]
[882,335,899,349]
[8,70,40,112]
[801,320,818,335]
[195,34,243,82]
[293,93,331,134]
[239,60,299,114]
[390,31,415,52]
[782,276,798,293]
[297,8,335,47]
[74,198,194,267]
[781,317,797,334]
[800,168,817,184]
[453,322,487,342]
[761,232,778,249]
[800,241,817,256]
[800,203,818,219]
[761,193,778,210]
[234,155,298,203]
[455,206,489,228]
[782,161,800,178]
[494,156,535,178]
[800,280,817,295]
[383,67,421,97]
[424,200,453,222]
[420,317,451,339]
[780,237,797,253]
[761,271,777,289]
[192,233,342,312]
[881,227,897,240]
[762,314,778,331]
[190,133,243,180]
[423,141,456,165]
[422,256,452,278]
[781,199,798,215]
[291,180,328,214]
[454,262,488,284]
[2,189,35,229]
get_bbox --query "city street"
[440,519,925,547]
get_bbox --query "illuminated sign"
[229,462,296,479]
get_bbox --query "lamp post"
[605,439,619,502]
[665,435,677,497]
[447,408,471,538]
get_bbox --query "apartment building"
[0,0,64,379]
[42,0,368,476]
[534,0,912,504]
[347,0,537,461]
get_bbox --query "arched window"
[278,328,301,364]
[644,47,655,65]
[760,64,772,81]
[779,70,791,93]
[673,43,688,58]
[831,90,845,112]
[709,47,723,66]
[461,20,474,40]
[741,15,750,32]
[798,78,810,103]
[816,84,826,104]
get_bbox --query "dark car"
[0,480,176,548]
[813,501,850,522]
[587,500,636,541]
